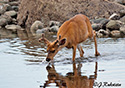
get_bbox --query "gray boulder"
[119,9,125,17]
[4,10,17,18]
[110,30,121,37]
[0,18,7,26]
[36,27,49,34]
[0,14,12,22]
[120,26,125,35]
[6,4,12,11]
[92,18,106,24]
[49,26,59,33]
[115,0,125,5]
[11,18,17,24]
[9,1,19,6]
[0,15,12,23]
[0,5,5,15]
[0,0,9,3]
[49,21,61,27]
[106,20,121,30]
[0,4,10,15]
[96,32,103,38]
[120,16,125,23]
[5,24,21,30]
[11,6,18,11]
[100,19,110,29]
[97,29,110,38]
[5,24,21,32]
[92,18,109,30]
[109,13,120,20]
[92,23,102,31]
[0,14,12,26]
[30,20,43,34]
[99,29,110,35]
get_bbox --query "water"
[0,29,125,88]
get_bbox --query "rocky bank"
[0,0,125,38]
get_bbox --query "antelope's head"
[39,34,66,62]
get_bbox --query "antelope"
[39,14,100,62]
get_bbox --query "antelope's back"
[57,14,93,44]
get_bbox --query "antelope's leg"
[93,31,100,56]
[72,45,77,61]
[77,44,84,57]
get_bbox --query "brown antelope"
[39,14,100,62]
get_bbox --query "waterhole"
[0,29,125,88]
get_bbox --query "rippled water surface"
[0,29,125,88]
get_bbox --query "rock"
[0,14,12,23]
[92,18,106,24]
[6,4,12,11]
[30,20,43,34]
[11,6,18,11]
[106,20,121,30]
[0,15,12,24]
[0,14,12,26]
[0,6,5,15]
[36,27,49,34]
[99,29,110,35]
[119,9,125,17]
[49,21,61,27]
[5,24,21,32]
[0,18,7,26]
[49,26,59,33]
[96,31,103,38]
[9,1,19,6]
[0,4,10,15]
[97,29,110,38]
[100,19,110,29]
[109,13,120,20]
[0,0,9,3]
[110,30,121,37]
[115,0,125,5]
[4,10,17,18]
[11,18,17,24]
[120,26,125,35]
[120,16,125,23]
[92,18,109,30]
[92,23,102,31]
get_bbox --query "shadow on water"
[40,62,98,88]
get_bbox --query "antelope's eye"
[51,50,55,53]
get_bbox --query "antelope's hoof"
[95,52,100,56]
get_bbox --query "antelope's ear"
[59,38,66,45]
[39,33,50,45]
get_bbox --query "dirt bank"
[17,0,124,28]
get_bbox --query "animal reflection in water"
[41,62,98,88]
